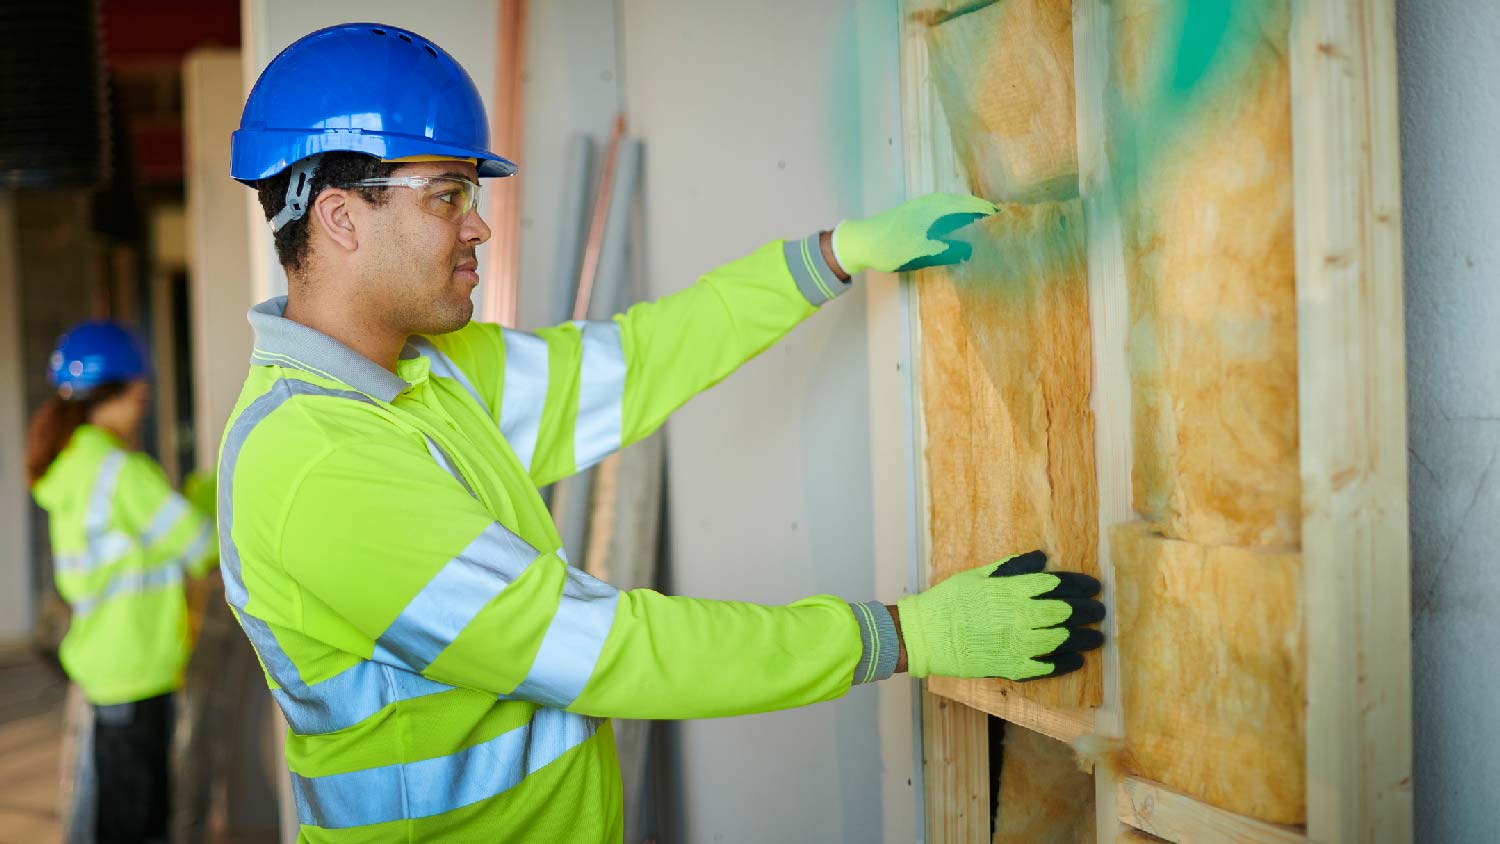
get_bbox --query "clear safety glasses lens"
[348,176,482,224]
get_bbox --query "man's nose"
[461,207,492,246]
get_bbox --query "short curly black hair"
[255,152,400,273]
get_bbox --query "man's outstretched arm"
[424,193,999,488]
[276,435,1102,721]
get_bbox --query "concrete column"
[0,192,34,641]
[184,49,254,467]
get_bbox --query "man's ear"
[310,188,359,254]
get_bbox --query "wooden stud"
[1071,0,1131,841]
[922,691,991,843]
[1117,777,1308,844]
[1289,1,1413,841]
[899,3,990,841]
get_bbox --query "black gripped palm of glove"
[895,550,1105,682]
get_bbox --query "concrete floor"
[0,642,279,844]
[0,644,68,843]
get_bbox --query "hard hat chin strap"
[268,155,323,233]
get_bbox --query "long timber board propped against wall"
[898,0,1412,841]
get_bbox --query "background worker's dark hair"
[25,382,132,486]
[254,152,400,273]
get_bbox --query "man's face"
[355,160,491,336]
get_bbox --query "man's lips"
[454,261,479,282]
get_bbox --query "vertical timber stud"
[1290,0,1413,842]
[1072,0,1131,842]
[898,1,990,840]
[922,694,991,842]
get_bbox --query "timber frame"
[896,0,1412,842]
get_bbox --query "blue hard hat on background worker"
[49,320,149,399]
[229,22,517,185]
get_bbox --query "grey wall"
[514,0,622,330]
[619,1,916,841]
[1397,2,1500,841]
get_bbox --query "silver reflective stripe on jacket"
[572,320,626,472]
[290,705,600,829]
[55,451,130,576]
[497,330,549,470]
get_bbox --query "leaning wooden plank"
[995,723,1096,844]
[918,199,1100,710]
[929,676,1093,745]
[1117,778,1307,844]
[478,0,526,326]
[1118,831,1170,844]
[1114,0,1301,550]
[1289,0,1413,840]
[581,433,665,844]
[1112,521,1305,824]
[924,691,990,843]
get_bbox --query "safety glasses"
[346,175,483,224]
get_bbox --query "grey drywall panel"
[1398,2,1500,841]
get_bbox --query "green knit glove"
[896,550,1104,681]
[831,192,999,274]
[182,469,217,519]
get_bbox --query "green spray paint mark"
[1168,0,1236,98]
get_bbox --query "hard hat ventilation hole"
[424,45,437,58]
[372,28,386,35]
[398,33,412,44]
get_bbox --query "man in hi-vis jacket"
[220,21,1105,843]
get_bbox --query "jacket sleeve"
[426,235,849,487]
[277,434,899,720]
[117,453,218,578]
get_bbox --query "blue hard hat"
[49,321,148,398]
[230,22,517,184]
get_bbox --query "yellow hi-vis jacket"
[219,236,901,842]
[33,424,218,704]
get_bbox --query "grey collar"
[247,297,412,402]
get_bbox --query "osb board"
[1113,0,1301,549]
[994,723,1095,844]
[1111,520,1305,824]
[918,200,1100,709]
[925,0,1078,203]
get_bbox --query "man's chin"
[416,298,474,336]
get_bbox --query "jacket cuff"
[848,601,900,685]
[784,233,852,307]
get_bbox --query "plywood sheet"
[994,723,1095,844]
[1111,520,1305,824]
[926,0,1078,203]
[919,200,1099,708]
[1113,0,1301,549]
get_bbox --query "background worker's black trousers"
[93,694,173,844]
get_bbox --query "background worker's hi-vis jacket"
[219,236,901,843]
[33,424,218,704]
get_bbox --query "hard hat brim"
[231,128,518,185]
